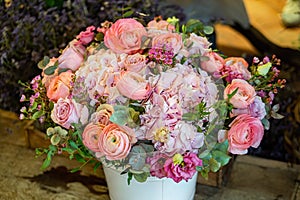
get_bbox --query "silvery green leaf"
[272,104,280,112]
[261,118,270,130]
[271,112,285,119]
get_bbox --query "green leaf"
[211,150,231,167]
[58,68,69,74]
[226,88,239,101]
[50,134,61,145]
[209,158,221,173]
[32,110,44,120]
[74,154,86,163]
[110,105,138,126]
[44,65,57,75]
[127,172,133,185]
[257,62,272,76]
[38,56,50,69]
[203,25,214,35]
[133,172,149,183]
[41,151,52,170]
[70,167,81,173]
[123,10,134,18]
[93,162,102,172]
[261,118,270,130]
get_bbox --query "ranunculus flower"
[200,51,224,73]
[120,53,147,72]
[58,39,85,71]
[164,153,202,183]
[82,123,103,152]
[227,114,264,155]
[51,98,89,129]
[147,17,175,31]
[46,71,74,102]
[224,79,256,109]
[90,104,114,125]
[231,96,267,120]
[116,71,151,100]
[152,32,182,54]
[98,124,137,160]
[76,25,95,45]
[104,18,147,54]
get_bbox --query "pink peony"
[82,123,103,152]
[224,79,256,109]
[200,51,224,73]
[51,98,88,129]
[164,153,202,183]
[227,114,264,154]
[152,32,182,54]
[46,71,74,102]
[98,124,137,160]
[76,26,95,45]
[116,71,151,100]
[58,39,85,71]
[104,18,147,54]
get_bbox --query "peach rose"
[224,79,256,109]
[58,39,85,71]
[116,71,151,100]
[200,51,224,73]
[227,114,264,154]
[51,98,88,129]
[152,32,182,54]
[104,18,147,54]
[90,104,114,125]
[82,123,103,152]
[98,124,137,160]
[47,71,74,102]
[224,57,251,81]
[121,53,147,72]
[147,17,175,31]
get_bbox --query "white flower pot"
[103,166,198,200]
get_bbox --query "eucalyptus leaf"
[44,65,57,75]
[211,150,231,166]
[133,172,149,183]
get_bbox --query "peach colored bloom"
[104,18,147,54]
[58,39,85,71]
[152,32,182,54]
[116,71,151,100]
[90,104,114,125]
[120,53,147,72]
[224,57,251,81]
[200,51,224,73]
[227,114,264,154]
[224,79,256,109]
[98,124,137,160]
[47,71,74,102]
[82,123,103,152]
[147,17,175,33]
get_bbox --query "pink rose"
[223,57,252,82]
[152,32,182,54]
[58,39,85,71]
[116,71,151,100]
[147,17,175,31]
[46,71,74,102]
[51,98,88,129]
[164,153,202,183]
[98,124,137,160]
[120,53,147,72]
[82,123,103,152]
[76,26,95,45]
[104,18,147,54]
[200,51,224,73]
[227,114,264,155]
[224,79,256,109]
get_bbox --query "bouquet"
[19,16,285,184]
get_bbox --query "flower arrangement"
[19,16,285,184]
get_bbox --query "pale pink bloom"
[82,123,103,152]
[76,26,95,45]
[119,53,147,73]
[164,153,202,183]
[152,32,182,54]
[227,114,264,155]
[20,94,26,102]
[97,124,137,160]
[46,71,74,102]
[147,18,175,31]
[200,51,224,73]
[116,71,151,100]
[185,33,211,55]
[146,153,169,178]
[104,18,147,54]
[224,79,256,109]
[51,98,88,129]
[58,39,85,71]
[231,96,267,120]
[90,104,114,125]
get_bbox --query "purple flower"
[163,152,202,183]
